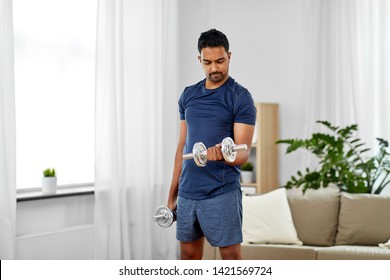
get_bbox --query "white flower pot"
[42,177,57,195]
[241,171,253,183]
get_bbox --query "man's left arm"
[229,122,255,166]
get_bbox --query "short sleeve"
[178,90,186,120]
[234,90,256,125]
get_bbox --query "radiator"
[16,224,94,260]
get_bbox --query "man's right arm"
[167,120,187,210]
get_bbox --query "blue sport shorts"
[176,188,243,247]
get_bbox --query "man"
[167,29,256,260]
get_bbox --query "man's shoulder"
[184,79,204,92]
[178,79,204,106]
[227,77,250,96]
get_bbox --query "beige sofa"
[204,187,390,260]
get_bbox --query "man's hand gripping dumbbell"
[182,137,247,167]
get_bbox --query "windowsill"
[17,183,95,202]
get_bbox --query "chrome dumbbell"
[153,205,176,228]
[182,137,248,167]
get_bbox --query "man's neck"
[204,76,229,90]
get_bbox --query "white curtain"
[94,0,179,259]
[303,0,390,158]
[0,0,16,260]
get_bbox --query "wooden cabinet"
[241,102,279,194]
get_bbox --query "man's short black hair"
[197,29,229,53]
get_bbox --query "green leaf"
[277,120,390,194]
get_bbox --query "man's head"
[197,29,231,88]
[197,29,229,54]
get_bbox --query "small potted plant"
[241,162,254,183]
[42,168,57,195]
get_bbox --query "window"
[13,0,97,189]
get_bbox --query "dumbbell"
[153,205,176,228]
[182,137,247,167]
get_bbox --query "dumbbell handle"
[183,150,206,160]
[153,214,167,221]
[231,144,247,152]
[183,143,247,159]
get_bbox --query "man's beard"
[208,72,224,83]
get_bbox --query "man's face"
[198,46,231,88]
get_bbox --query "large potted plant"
[42,168,57,195]
[241,162,254,183]
[277,121,390,194]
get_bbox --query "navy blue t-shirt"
[178,76,256,200]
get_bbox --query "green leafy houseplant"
[42,168,57,195]
[241,162,254,171]
[276,121,390,194]
[43,168,56,177]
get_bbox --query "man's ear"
[228,52,232,60]
[198,55,202,63]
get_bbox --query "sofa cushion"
[316,245,390,260]
[242,188,302,245]
[287,185,340,246]
[335,193,390,245]
[241,244,317,260]
[204,242,318,260]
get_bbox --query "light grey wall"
[16,195,94,259]
[177,0,307,185]
[16,195,94,236]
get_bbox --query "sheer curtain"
[94,0,179,259]
[303,0,390,162]
[0,0,16,259]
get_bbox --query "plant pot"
[241,171,253,183]
[42,177,57,195]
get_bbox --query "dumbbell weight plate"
[221,137,236,162]
[193,142,207,167]
[154,206,176,228]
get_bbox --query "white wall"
[178,0,307,185]
[17,195,94,235]
[16,195,94,259]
